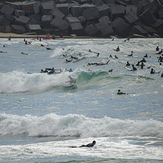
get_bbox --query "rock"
[56,3,69,16]
[150,19,163,28]
[27,24,41,34]
[15,16,30,26]
[92,0,104,6]
[41,1,55,15]
[71,4,95,17]
[104,0,116,4]
[11,24,27,34]
[124,12,139,24]
[50,17,69,30]
[15,10,25,17]
[66,16,80,23]
[50,7,65,19]
[83,7,100,20]
[99,16,110,24]
[110,5,125,20]
[130,25,148,36]
[78,15,86,23]
[111,17,130,36]
[84,24,99,35]
[126,5,137,15]
[69,22,84,35]
[22,2,40,16]
[1,4,15,15]
[41,15,53,28]
[139,9,157,25]
[97,4,110,17]
[141,25,157,34]
[158,8,163,19]
[0,16,10,26]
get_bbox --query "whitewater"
[0,38,163,163]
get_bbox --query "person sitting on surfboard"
[117,90,126,95]
[140,62,145,69]
[115,46,120,51]
[79,141,96,147]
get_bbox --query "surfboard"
[83,64,91,67]
[124,55,138,57]
[125,67,132,71]
[35,43,42,47]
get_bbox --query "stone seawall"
[0,0,163,38]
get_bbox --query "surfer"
[132,64,137,71]
[144,54,148,57]
[110,55,112,58]
[109,69,113,72]
[79,141,96,147]
[128,51,133,56]
[126,61,130,66]
[140,62,145,69]
[115,46,120,51]
[117,90,126,95]
[115,55,118,59]
[161,73,163,77]
[136,61,140,66]
[140,58,146,62]
[158,56,163,62]
[150,68,161,74]
[156,46,159,51]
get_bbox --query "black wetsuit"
[79,142,95,147]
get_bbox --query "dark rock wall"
[0,0,163,38]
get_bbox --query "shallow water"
[0,38,163,162]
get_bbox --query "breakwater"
[0,0,163,38]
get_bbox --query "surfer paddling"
[69,140,96,148]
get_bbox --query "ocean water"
[0,38,163,163]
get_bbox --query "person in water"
[117,90,126,95]
[128,51,133,56]
[150,68,155,74]
[156,46,159,51]
[132,64,137,71]
[115,46,120,51]
[79,141,96,147]
[126,61,130,66]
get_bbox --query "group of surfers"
[41,67,73,74]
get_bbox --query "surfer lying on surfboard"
[69,140,96,148]
[84,60,110,66]
[150,68,161,74]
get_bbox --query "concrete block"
[99,16,110,24]
[78,15,86,23]
[0,4,14,15]
[22,2,40,16]
[15,16,30,26]
[11,24,27,34]
[50,7,65,19]
[151,19,163,28]
[50,17,69,30]
[56,3,69,16]
[41,15,53,28]
[83,7,100,20]
[131,25,148,35]
[27,24,41,33]
[15,10,25,17]
[104,0,116,4]
[126,5,137,15]
[124,13,139,24]
[92,0,104,6]
[97,4,110,17]
[158,8,163,19]
[70,22,83,31]
[66,17,80,23]
[58,21,69,30]
[5,13,15,23]
[84,24,99,36]
[140,9,156,25]
[142,25,157,34]
[111,17,130,36]
[100,24,114,36]
[110,5,125,20]
[41,1,55,15]
[71,4,95,17]
[0,16,10,26]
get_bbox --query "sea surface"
[0,38,163,163]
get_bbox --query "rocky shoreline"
[0,0,163,38]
